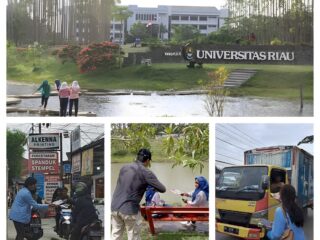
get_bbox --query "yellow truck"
[216,146,313,240]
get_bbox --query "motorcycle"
[79,219,103,240]
[56,203,72,239]
[25,209,43,240]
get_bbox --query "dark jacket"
[72,194,98,227]
[111,161,166,215]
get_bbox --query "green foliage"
[171,25,201,43]
[202,67,230,116]
[270,37,282,46]
[129,22,150,41]
[57,44,81,63]
[162,124,209,172]
[7,129,27,184]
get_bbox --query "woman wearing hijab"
[58,82,70,116]
[180,176,209,227]
[145,185,165,206]
[34,80,51,110]
[181,176,209,207]
[69,80,80,117]
[267,184,305,239]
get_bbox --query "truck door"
[268,169,286,221]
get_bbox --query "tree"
[112,5,133,44]
[171,25,201,43]
[7,129,27,185]
[202,67,229,117]
[129,22,149,41]
[111,124,209,172]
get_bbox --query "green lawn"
[7,51,313,100]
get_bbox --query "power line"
[216,153,243,163]
[215,160,236,166]
[216,127,254,150]
[216,137,246,150]
[229,124,266,146]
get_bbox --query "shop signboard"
[71,126,81,152]
[28,133,60,149]
[72,153,81,173]
[81,148,94,176]
[33,172,45,199]
[28,151,59,174]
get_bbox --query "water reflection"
[7,83,313,117]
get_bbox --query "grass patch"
[7,50,313,100]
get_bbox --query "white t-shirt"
[187,190,208,207]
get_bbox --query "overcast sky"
[118,0,227,9]
[216,123,313,168]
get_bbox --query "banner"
[28,152,59,174]
[44,175,61,203]
[72,153,81,173]
[28,133,60,149]
[33,173,45,199]
[81,148,94,176]
[71,126,81,152]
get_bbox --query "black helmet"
[74,182,88,195]
[24,177,37,187]
[137,148,152,162]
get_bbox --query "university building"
[110,5,228,44]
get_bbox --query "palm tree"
[112,5,133,44]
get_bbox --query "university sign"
[181,44,295,63]
[28,133,60,149]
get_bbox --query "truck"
[216,145,313,240]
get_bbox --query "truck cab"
[216,165,287,239]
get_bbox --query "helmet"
[137,148,152,162]
[74,182,88,195]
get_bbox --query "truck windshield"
[216,166,268,200]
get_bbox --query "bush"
[76,41,120,74]
[57,44,81,63]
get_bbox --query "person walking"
[267,184,305,240]
[58,82,70,117]
[34,80,51,110]
[111,148,166,240]
[9,177,52,240]
[69,80,80,117]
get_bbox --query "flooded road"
[7,83,313,117]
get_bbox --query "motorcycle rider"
[9,177,53,240]
[54,187,72,233]
[70,182,99,240]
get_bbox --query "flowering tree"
[77,41,120,73]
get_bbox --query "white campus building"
[110,5,228,43]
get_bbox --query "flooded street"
[7,83,313,117]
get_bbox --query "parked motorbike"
[25,209,43,240]
[56,203,72,239]
[79,219,103,240]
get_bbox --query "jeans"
[41,95,49,108]
[13,221,29,240]
[69,98,79,117]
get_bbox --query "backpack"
[280,208,294,240]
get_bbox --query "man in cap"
[111,148,166,240]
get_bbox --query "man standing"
[9,177,52,240]
[111,148,166,240]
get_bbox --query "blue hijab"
[145,185,156,205]
[192,176,209,201]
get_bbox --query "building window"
[199,16,207,21]
[208,25,217,28]
[171,15,179,20]
[190,16,198,21]
[181,15,189,21]
[199,25,207,30]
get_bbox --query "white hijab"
[72,80,80,89]
[60,82,68,90]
